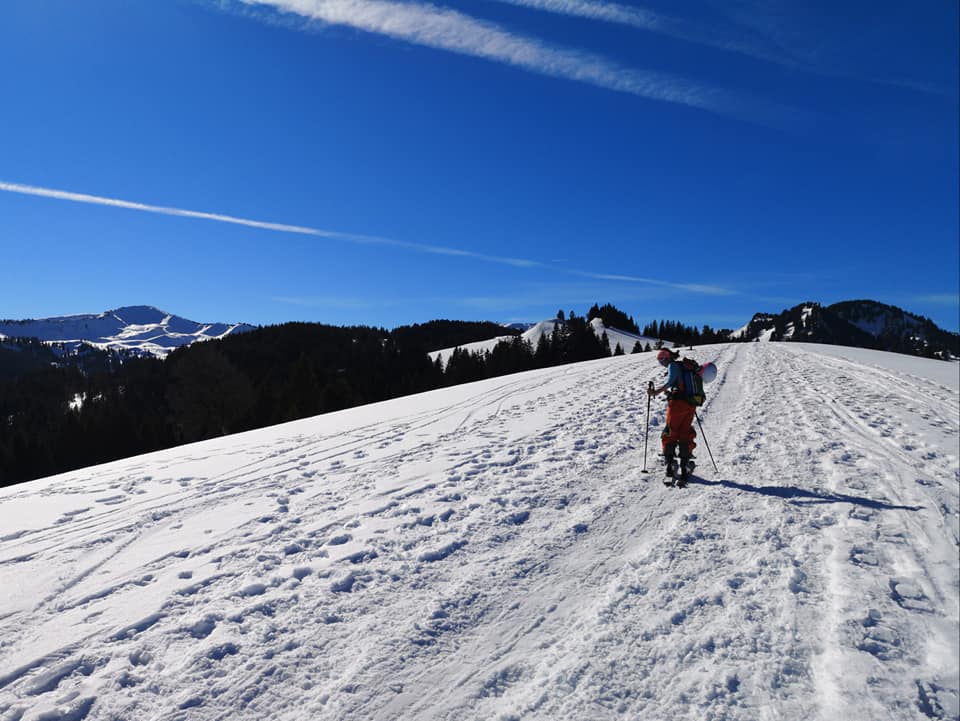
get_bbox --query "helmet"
[698,362,717,384]
[656,349,673,363]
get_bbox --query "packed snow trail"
[0,344,956,721]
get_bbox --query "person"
[648,348,697,484]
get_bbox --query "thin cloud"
[910,294,960,306]
[0,179,732,296]
[271,295,377,309]
[491,0,954,97]
[570,269,735,296]
[488,0,805,69]
[236,0,739,118]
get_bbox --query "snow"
[730,315,773,340]
[587,317,660,354]
[788,343,960,391]
[430,333,517,364]
[0,306,254,358]
[0,343,958,720]
[431,318,661,365]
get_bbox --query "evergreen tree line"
[586,303,640,335]
[640,319,732,346]
[443,310,632,386]
[0,319,548,486]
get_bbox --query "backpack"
[675,357,706,406]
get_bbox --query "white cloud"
[490,0,665,33]
[238,0,734,116]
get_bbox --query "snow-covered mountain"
[731,301,959,360]
[431,317,661,365]
[1,343,957,720]
[0,306,255,358]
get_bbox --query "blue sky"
[1,0,957,332]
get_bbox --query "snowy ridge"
[0,344,957,720]
[431,317,661,365]
[0,306,255,358]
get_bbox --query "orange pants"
[661,399,697,456]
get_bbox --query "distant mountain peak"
[731,299,958,360]
[0,306,255,358]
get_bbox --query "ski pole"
[641,381,653,473]
[694,410,719,474]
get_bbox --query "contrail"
[487,0,954,97]
[0,180,538,269]
[486,0,794,67]
[0,179,731,294]
[237,0,734,117]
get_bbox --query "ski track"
[0,344,957,721]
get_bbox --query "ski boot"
[664,459,680,486]
[677,448,695,488]
[663,444,679,486]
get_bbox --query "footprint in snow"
[856,609,902,660]
[889,578,934,613]
[848,546,880,567]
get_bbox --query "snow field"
[0,343,957,721]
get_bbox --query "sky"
[1,0,958,332]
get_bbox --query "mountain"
[0,343,956,720]
[731,301,959,360]
[829,300,960,357]
[0,305,256,358]
[503,322,536,332]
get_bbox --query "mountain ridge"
[730,300,958,360]
[0,305,256,358]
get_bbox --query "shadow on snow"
[689,477,923,512]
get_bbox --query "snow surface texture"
[431,318,659,365]
[0,306,254,358]
[0,343,958,721]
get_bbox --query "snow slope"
[0,344,957,721]
[430,318,661,365]
[0,306,255,358]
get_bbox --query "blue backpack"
[675,358,705,406]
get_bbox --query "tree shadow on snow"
[689,477,923,512]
